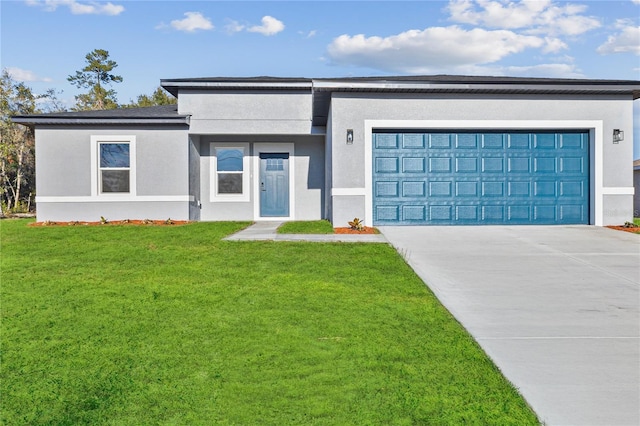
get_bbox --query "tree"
[126,87,176,108]
[0,70,63,213]
[68,49,122,110]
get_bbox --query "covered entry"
[372,130,589,225]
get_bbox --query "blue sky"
[2,0,640,155]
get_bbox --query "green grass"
[277,220,335,234]
[1,220,539,425]
[634,217,640,226]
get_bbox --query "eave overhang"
[11,117,190,126]
[161,78,313,97]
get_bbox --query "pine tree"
[68,49,122,110]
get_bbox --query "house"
[13,75,640,226]
[634,159,640,218]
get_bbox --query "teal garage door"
[372,131,589,225]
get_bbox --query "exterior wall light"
[346,129,354,144]
[613,129,624,144]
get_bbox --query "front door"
[260,153,289,217]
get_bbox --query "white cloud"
[597,21,640,55]
[25,0,124,16]
[327,26,544,73]
[632,0,640,4]
[447,0,600,36]
[247,16,284,36]
[169,12,214,33]
[5,67,52,82]
[224,19,245,34]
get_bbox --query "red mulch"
[29,219,189,227]
[606,226,640,234]
[334,227,378,234]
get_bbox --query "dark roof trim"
[11,104,190,126]
[161,74,640,98]
[161,78,313,96]
[12,117,190,126]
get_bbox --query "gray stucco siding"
[179,90,313,134]
[135,128,189,196]
[37,201,189,222]
[293,141,324,220]
[36,126,189,197]
[36,128,92,196]
[197,135,324,221]
[34,126,190,222]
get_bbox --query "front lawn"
[277,220,335,234]
[1,220,538,425]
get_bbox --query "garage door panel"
[534,157,557,174]
[482,181,505,197]
[457,205,479,220]
[429,157,452,172]
[376,205,399,221]
[456,181,480,197]
[482,133,504,149]
[508,181,531,197]
[559,133,587,149]
[375,181,399,197]
[429,181,453,197]
[507,156,531,173]
[373,131,589,225]
[429,134,452,148]
[403,205,426,221]
[402,134,425,148]
[402,181,425,197]
[482,156,505,173]
[375,157,399,173]
[402,157,425,173]
[559,156,585,173]
[455,157,478,173]
[507,133,531,149]
[375,134,399,149]
[455,133,479,149]
[430,205,453,220]
[534,133,557,149]
[508,205,531,221]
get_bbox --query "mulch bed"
[29,219,189,227]
[606,226,640,234]
[334,227,378,234]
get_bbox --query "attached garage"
[372,130,589,225]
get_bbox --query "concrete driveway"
[379,225,639,426]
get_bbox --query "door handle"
[260,181,265,191]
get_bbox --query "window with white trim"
[91,135,136,197]
[211,143,250,202]
[99,142,130,193]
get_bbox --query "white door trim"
[253,143,295,221]
[364,120,604,226]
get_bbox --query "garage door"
[372,131,589,225]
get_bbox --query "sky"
[2,0,640,156]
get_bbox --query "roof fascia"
[11,117,190,126]
[311,80,640,95]
[161,80,313,96]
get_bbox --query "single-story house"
[13,75,640,226]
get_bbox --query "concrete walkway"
[380,225,639,426]
[223,221,387,243]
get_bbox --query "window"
[99,143,130,193]
[91,135,136,197]
[216,148,243,194]
[211,143,250,202]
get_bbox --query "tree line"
[1,49,175,214]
